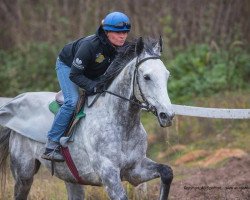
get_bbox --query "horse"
[0,97,12,106]
[0,37,174,200]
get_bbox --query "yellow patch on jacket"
[95,53,105,63]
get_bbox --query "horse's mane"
[107,37,159,73]
[96,37,159,89]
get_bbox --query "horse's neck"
[104,59,141,127]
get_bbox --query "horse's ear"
[153,36,163,55]
[136,37,144,56]
[159,35,163,53]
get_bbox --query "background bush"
[0,0,249,100]
[0,42,60,96]
[167,43,250,103]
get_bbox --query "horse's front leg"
[64,181,85,200]
[128,157,173,200]
[98,165,127,200]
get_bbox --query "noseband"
[103,55,161,115]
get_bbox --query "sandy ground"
[2,155,250,199]
[169,155,250,200]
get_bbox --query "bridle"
[132,56,161,115]
[89,55,161,115]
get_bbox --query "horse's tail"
[0,126,11,199]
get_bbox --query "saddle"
[49,90,86,141]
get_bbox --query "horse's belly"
[42,158,103,185]
[56,170,102,186]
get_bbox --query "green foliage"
[166,44,250,103]
[0,42,61,96]
[142,90,250,163]
[1,41,249,105]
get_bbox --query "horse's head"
[133,37,174,127]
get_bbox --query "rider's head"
[102,12,131,47]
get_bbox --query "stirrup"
[41,146,65,162]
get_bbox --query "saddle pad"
[49,101,86,119]
[0,92,88,144]
[0,92,57,143]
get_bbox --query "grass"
[146,90,250,161]
[2,166,161,200]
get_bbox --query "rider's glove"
[85,81,98,95]
[85,81,106,95]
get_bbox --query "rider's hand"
[85,81,98,95]
[85,81,106,95]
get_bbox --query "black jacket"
[58,26,117,93]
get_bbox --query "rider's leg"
[42,58,79,162]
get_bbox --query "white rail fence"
[173,104,250,119]
[0,98,249,119]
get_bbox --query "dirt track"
[169,155,250,200]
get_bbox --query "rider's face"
[106,31,128,46]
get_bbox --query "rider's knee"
[64,98,78,110]
[158,164,173,184]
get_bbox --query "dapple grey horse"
[0,37,174,200]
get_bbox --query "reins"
[88,56,161,115]
[103,90,147,109]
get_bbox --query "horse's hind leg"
[128,157,173,200]
[64,182,85,200]
[10,156,41,200]
[9,133,41,200]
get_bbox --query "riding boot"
[41,139,65,162]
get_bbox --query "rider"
[42,11,131,162]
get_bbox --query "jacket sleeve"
[69,67,97,93]
[69,41,97,92]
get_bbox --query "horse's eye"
[143,75,151,81]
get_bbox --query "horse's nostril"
[159,112,175,120]
[159,112,167,119]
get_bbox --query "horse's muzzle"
[157,111,175,127]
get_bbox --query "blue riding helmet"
[102,12,131,32]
